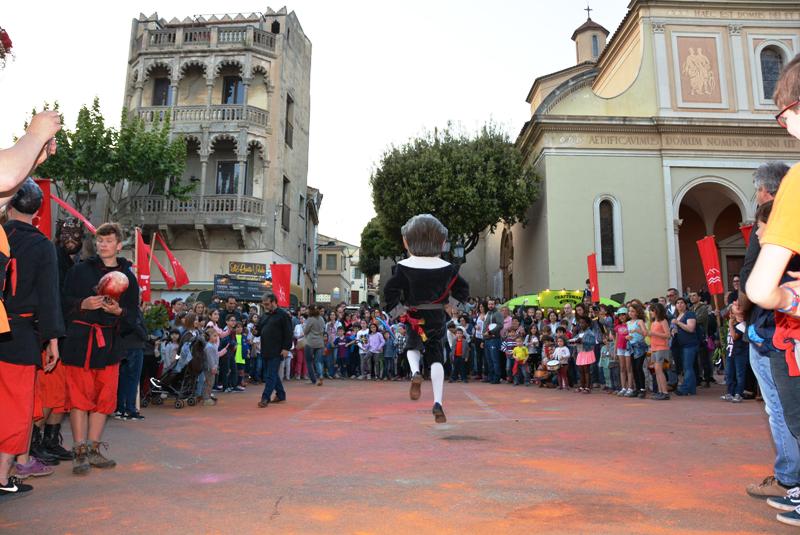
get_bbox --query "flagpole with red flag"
[135,228,152,303]
[154,232,189,288]
[587,253,600,303]
[696,235,725,349]
[740,224,753,247]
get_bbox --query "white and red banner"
[587,253,600,303]
[135,228,152,302]
[33,179,53,239]
[271,263,292,307]
[696,236,724,295]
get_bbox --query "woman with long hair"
[627,303,648,398]
[648,303,671,400]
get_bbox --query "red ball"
[97,271,129,302]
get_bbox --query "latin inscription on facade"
[551,133,798,151]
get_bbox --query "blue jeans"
[117,348,144,414]
[484,338,501,383]
[726,344,748,397]
[261,357,286,402]
[677,344,698,395]
[751,344,800,485]
[304,346,322,382]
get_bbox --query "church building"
[461,0,800,302]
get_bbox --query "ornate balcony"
[140,26,276,54]
[137,105,269,129]
[126,194,266,228]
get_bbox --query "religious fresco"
[676,36,723,104]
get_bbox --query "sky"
[0,0,630,245]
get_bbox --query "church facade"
[461,0,800,302]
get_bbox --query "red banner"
[740,224,753,247]
[271,263,292,307]
[696,236,724,295]
[587,253,600,303]
[135,229,152,302]
[33,179,53,239]
[154,232,189,288]
[50,194,96,234]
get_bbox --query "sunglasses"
[776,99,800,128]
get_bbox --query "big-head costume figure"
[384,214,469,423]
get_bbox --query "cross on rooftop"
[585,4,592,19]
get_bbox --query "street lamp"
[453,240,465,260]
[442,240,451,254]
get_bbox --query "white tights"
[406,349,444,405]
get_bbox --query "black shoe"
[432,403,447,424]
[0,476,33,496]
[43,424,74,461]
[29,427,59,466]
[126,412,145,421]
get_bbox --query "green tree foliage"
[359,216,403,277]
[26,98,189,219]
[370,123,540,259]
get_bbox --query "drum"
[534,369,549,379]
[546,359,561,371]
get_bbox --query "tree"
[26,98,190,220]
[359,216,403,277]
[370,123,540,260]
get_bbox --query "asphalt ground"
[0,377,791,534]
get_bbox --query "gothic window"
[222,76,244,104]
[592,35,600,59]
[152,78,170,106]
[594,195,623,270]
[599,200,615,266]
[761,47,784,100]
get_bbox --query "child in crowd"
[161,329,181,372]
[450,328,469,383]
[202,328,220,406]
[365,322,384,380]
[322,333,336,379]
[574,316,597,394]
[511,336,530,386]
[599,333,620,392]
[723,301,748,403]
[502,317,524,383]
[356,321,370,379]
[394,324,408,379]
[234,322,247,391]
[383,329,397,380]
[553,336,571,390]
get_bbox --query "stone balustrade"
[127,194,266,226]
[140,26,276,52]
[137,105,269,128]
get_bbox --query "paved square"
[0,380,789,534]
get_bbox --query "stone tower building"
[121,7,320,303]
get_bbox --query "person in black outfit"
[0,179,64,496]
[257,293,293,408]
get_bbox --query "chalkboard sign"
[213,274,271,302]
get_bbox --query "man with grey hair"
[738,161,800,499]
[384,214,469,424]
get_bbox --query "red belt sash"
[72,320,113,370]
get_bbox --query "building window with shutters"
[281,177,290,230]
[593,195,623,271]
[326,254,337,271]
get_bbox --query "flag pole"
[134,227,140,275]
[148,230,157,273]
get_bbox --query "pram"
[144,337,204,409]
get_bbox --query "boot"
[72,443,90,475]
[87,441,116,469]
[43,424,73,461]
[30,426,60,466]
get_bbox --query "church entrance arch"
[500,228,514,302]
[673,178,748,295]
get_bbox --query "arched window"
[599,200,615,266]
[592,35,600,59]
[593,195,623,271]
[761,47,784,100]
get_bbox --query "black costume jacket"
[61,255,139,369]
[0,221,65,365]
[257,307,293,360]
[383,255,469,357]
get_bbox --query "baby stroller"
[145,337,204,409]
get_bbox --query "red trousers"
[292,347,307,378]
[37,359,68,414]
[0,361,35,455]
[64,363,120,415]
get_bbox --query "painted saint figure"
[384,214,469,423]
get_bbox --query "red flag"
[696,236,724,295]
[135,229,152,302]
[740,224,753,247]
[51,194,96,234]
[33,179,53,239]
[587,253,600,303]
[154,232,189,287]
[149,248,176,290]
[271,264,292,307]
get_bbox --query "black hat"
[10,177,43,215]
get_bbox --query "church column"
[662,164,679,288]
[651,22,671,113]
[673,218,683,292]
[729,24,749,112]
